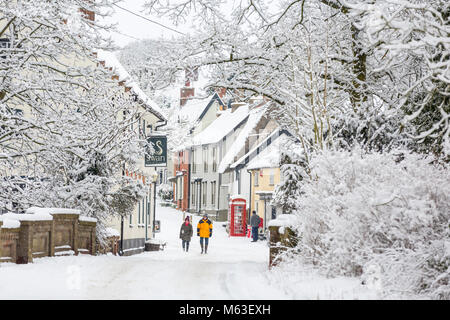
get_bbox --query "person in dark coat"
[249,211,261,242]
[180,216,193,252]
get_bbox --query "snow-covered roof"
[218,104,267,173]
[190,104,250,146]
[230,129,280,170]
[246,134,297,170]
[96,49,166,122]
[230,128,303,170]
[177,97,210,124]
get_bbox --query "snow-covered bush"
[157,183,173,202]
[290,148,449,299]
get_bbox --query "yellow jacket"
[197,218,213,238]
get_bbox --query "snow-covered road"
[0,204,379,299]
[0,204,287,299]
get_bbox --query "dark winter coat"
[250,213,261,228]
[180,223,193,241]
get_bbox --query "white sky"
[101,0,281,48]
[101,0,188,48]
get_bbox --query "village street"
[0,203,378,300]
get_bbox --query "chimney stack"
[80,7,95,22]
[217,87,227,98]
[180,67,198,107]
[180,87,195,107]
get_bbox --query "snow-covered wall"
[0,207,98,264]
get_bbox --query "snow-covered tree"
[271,153,305,214]
[354,0,450,158]
[0,0,149,237]
[140,0,449,159]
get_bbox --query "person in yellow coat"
[197,214,213,254]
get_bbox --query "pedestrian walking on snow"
[180,216,193,252]
[250,211,261,242]
[197,214,213,254]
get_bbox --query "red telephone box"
[228,197,247,237]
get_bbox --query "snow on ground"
[0,203,379,300]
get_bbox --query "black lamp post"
[119,215,124,256]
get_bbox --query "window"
[176,176,184,200]
[178,152,183,170]
[202,182,207,206]
[142,198,145,224]
[192,149,196,173]
[181,177,184,200]
[146,196,150,221]
[0,38,11,59]
[0,38,11,48]
[254,171,259,186]
[191,183,195,205]
[203,147,208,172]
[138,200,141,224]
[138,118,142,138]
[269,169,275,186]
[212,147,217,172]
[211,181,216,206]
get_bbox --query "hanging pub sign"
[145,135,167,167]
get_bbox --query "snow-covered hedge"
[290,148,449,299]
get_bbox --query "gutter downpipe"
[198,180,202,214]
[217,172,221,220]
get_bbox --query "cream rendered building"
[97,50,167,255]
